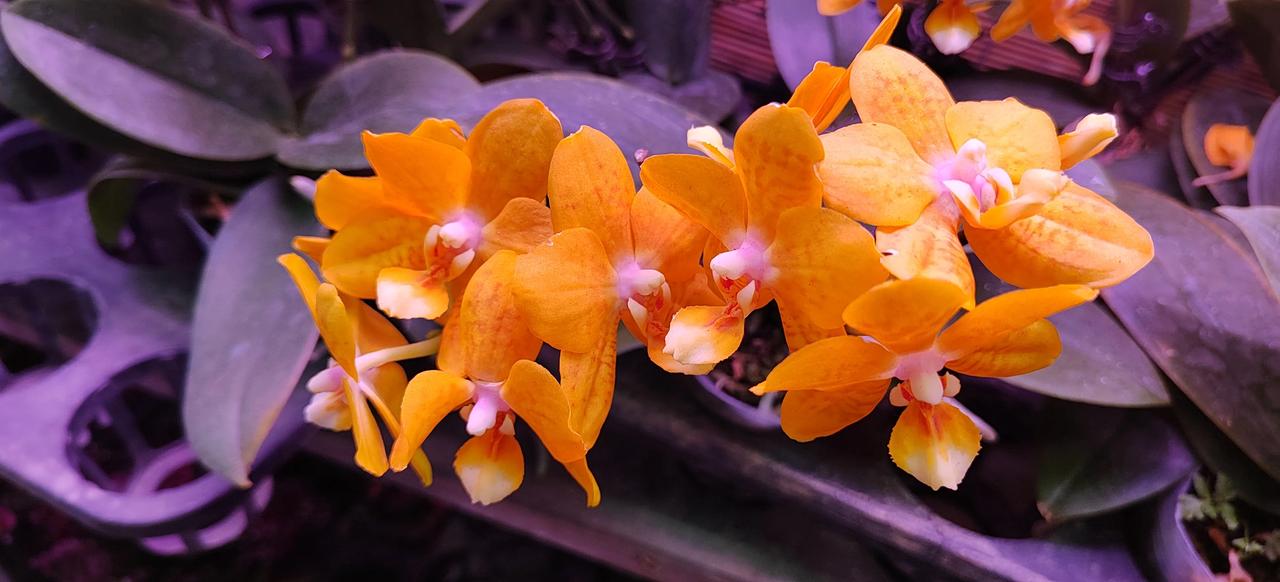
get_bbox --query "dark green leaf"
[1247,97,1280,205]
[2,0,294,161]
[1037,404,1195,522]
[1217,206,1280,294]
[1103,183,1280,482]
[450,72,715,180]
[1181,87,1269,206]
[973,260,1169,407]
[277,50,481,171]
[183,177,321,487]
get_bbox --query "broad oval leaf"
[1167,122,1216,209]
[766,0,882,89]
[1248,97,1280,205]
[1037,404,1196,522]
[184,177,321,487]
[449,72,715,180]
[277,50,482,171]
[1181,87,1269,207]
[1,0,294,161]
[1217,206,1280,294]
[973,260,1169,407]
[1169,385,1280,516]
[1103,183,1280,482]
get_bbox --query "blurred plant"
[1193,123,1254,186]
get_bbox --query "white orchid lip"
[892,350,951,405]
[615,262,666,300]
[709,239,768,290]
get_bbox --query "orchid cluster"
[279,7,1152,506]
[821,0,1110,85]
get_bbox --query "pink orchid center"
[466,381,510,436]
[935,139,1012,213]
[709,238,768,308]
[424,213,484,280]
[891,350,958,406]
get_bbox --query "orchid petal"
[752,335,897,394]
[361,131,469,221]
[389,370,472,471]
[937,284,1096,360]
[818,122,937,226]
[512,228,620,353]
[947,319,1062,377]
[322,214,433,298]
[464,99,562,220]
[842,278,968,354]
[849,45,955,161]
[889,401,980,490]
[876,198,975,307]
[454,430,524,505]
[946,99,1061,181]
[453,251,544,382]
[767,207,889,330]
[735,105,825,242]
[549,126,636,260]
[640,153,748,246]
[780,381,890,442]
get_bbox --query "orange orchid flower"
[388,251,601,507]
[923,0,986,55]
[315,99,561,321]
[806,19,1150,300]
[278,253,439,484]
[639,105,889,368]
[513,126,715,397]
[753,279,1098,489]
[991,0,1112,85]
[1193,124,1254,187]
[817,0,900,17]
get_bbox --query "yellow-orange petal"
[965,183,1154,288]
[639,153,748,246]
[937,284,1096,360]
[279,253,320,315]
[924,0,980,55]
[410,118,466,149]
[787,61,849,133]
[1059,113,1118,169]
[849,45,955,162]
[990,0,1050,42]
[511,228,620,353]
[465,99,563,221]
[959,169,1068,231]
[322,215,433,298]
[563,458,602,507]
[664,305,745,366]
[776,298,845,351]
[346,382,390,476]
[751,335,897,394]
[361,131,469,221]
[548,126,636,260]
[889,401,980,490]
[767,207,889,329]
[501,359,590,462]
[559,323,617,449]
[818,122,938,227]
[479,197,555,258]
[314,170,391,230]
[818,0,861,16]
[631,188,709,284]
[454,430,524,505]
[842,278,967,354]
[875,198,975,307]
[735,105,825,242]
[353,300,409,354]
[945,99,1061,181]
[454,250,544,381]
[779,381,891,442]
[389,370,473,471]
[375,267,449,320]
[292,236,330,264]
[948,318,1061,377]
[687,125,735,168]
[316,283,358,378]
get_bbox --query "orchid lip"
[466,381,509,436]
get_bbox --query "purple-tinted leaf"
[1,0,294,162]
[1103,183,1280,482]
[1217,206,1280,294]
[1169,385,1280,515]
[1181,88,1268,206]
[277,50,480,171]
[765,0,881,90]
[1248,98,1280,205]
[619,69,741,123]
[1138,476,1215,582]
[626,0,711,86]
[1167,121,1216,209]
[1229,0,1280,93]
[1068,158,1118,201]
[973,261,1168,407]
[1037,404,1195,522]
[183,178,321,487]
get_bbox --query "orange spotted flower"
[991,0,1112,85]
[512,126,715,427]
[753,279,1098,489]
[813,24,1150,301]
[278,253,438,484]
[316,99,561,320]
[388,251,601,507]
[639,105,889,368]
